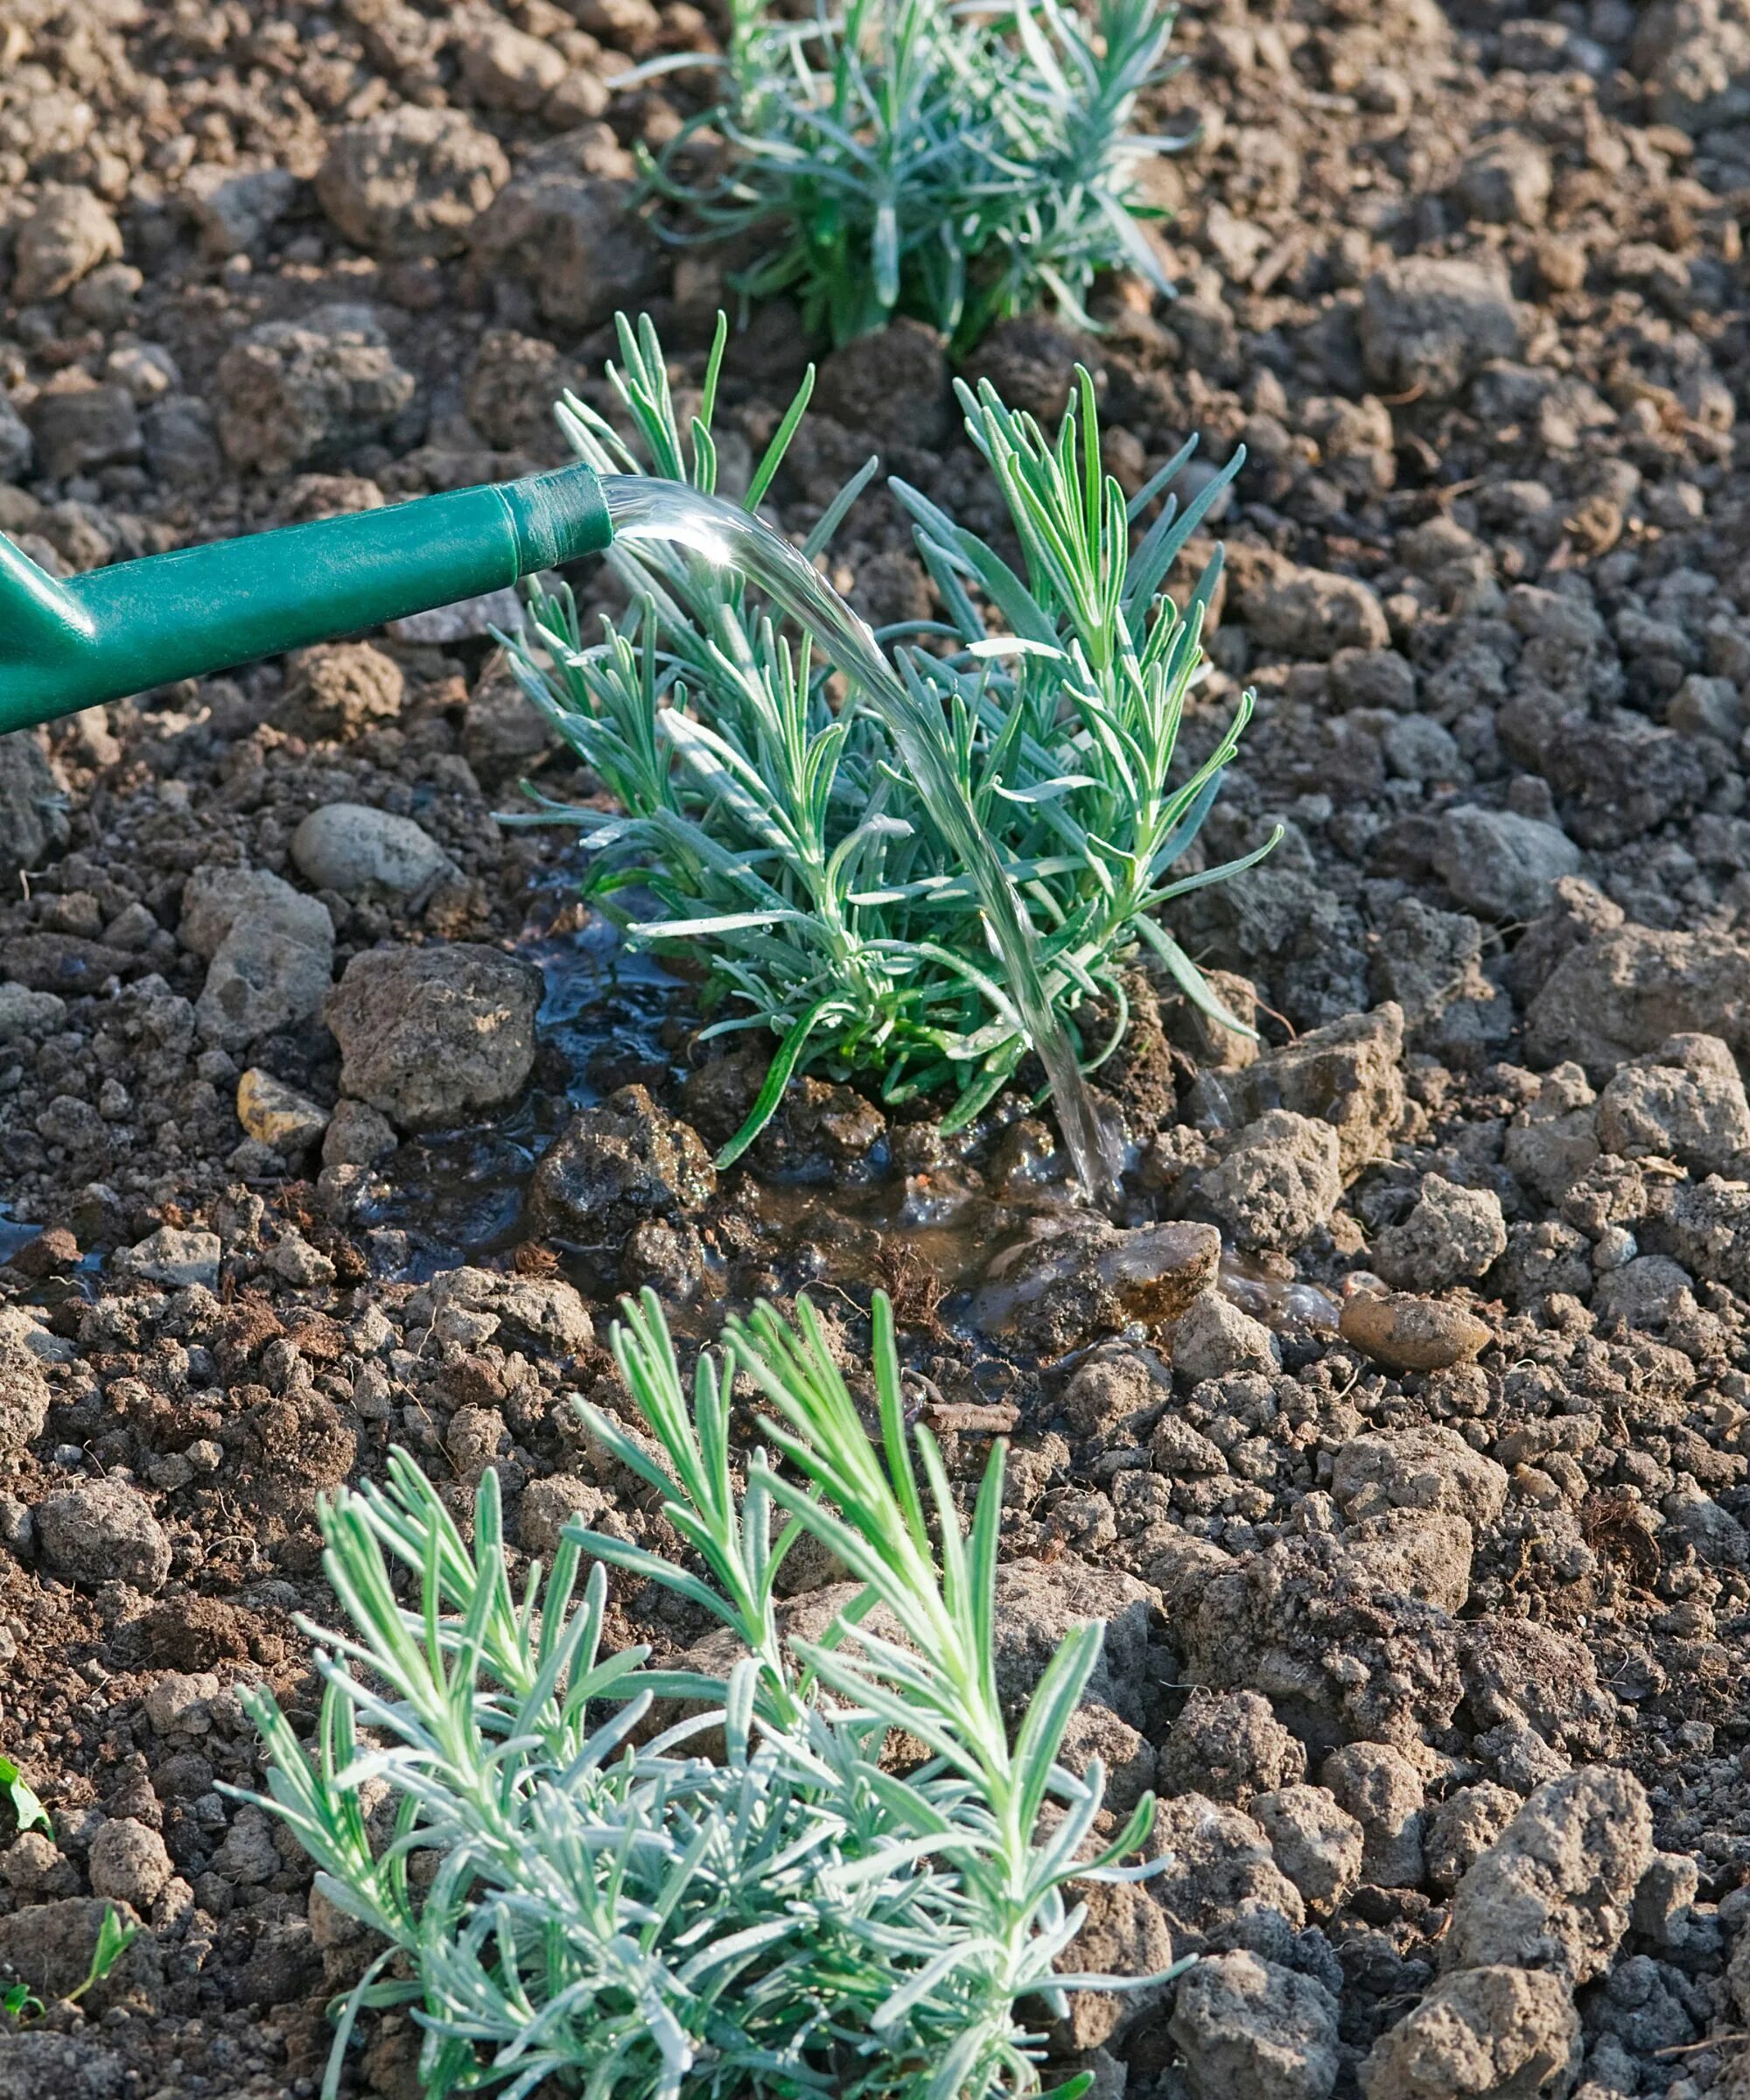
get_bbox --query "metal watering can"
[0,461,613,735]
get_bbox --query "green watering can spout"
[0,461,613,736]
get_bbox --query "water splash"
[598,476,1121,1204]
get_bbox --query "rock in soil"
[1339,1289,1492,1372]
[1360,1965,1581,2100]
[33,1479,172,1592]
[1168,1949,1341,2100]
[972,1215,1220,1353]
[324,942,542,1129]
[529,1084,717,1242]
[1440,1766,1653,1984]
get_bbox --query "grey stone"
[1460,1616,1614,1758]
[215,304,416,474]
[1158,1687,1306,1807]
[1373,1173,1508,1291]
[1169,1950,1340,2100]
[1659,1175,1750,1292]
[1332,1425,1508,1529]
[0,396,32,480]
[1525,924,1750,1077]
[12,184,122,302]
[1192,1004,1404,1179]
[1183,1529,1465,1749]
[1424,1782,1521,1894]
[113,1226,221,1289]
[1361,256,1522,398]
[988,1556,1157,1725]
[1251,1786,1366,1917]
[517,1474,610,1558]
[290,802,454,896]
[0,731,68,886]
[1430,806,1581,921]
[408,1264,595,1355]
[189,869,335,1050]
[141,395,222,487]
[1050,1878,1177,2052]
[324,943,542,1130]
[87,1817,172,1909]
[1504,1063,1600,1203]
[35,1479,171,1592]
[470,130,660,329]
[1166,1289,1280,1382]
[1668,672,1744,742]
[464,654,558,782]
[1361,1965,1580,2100]
[1199,1110,1343,1253]
[1148,1794,1308,1955]
[24,382,140,480]
[322,1097,399,1167]
[1440,1766,1653,1984]
[1320,1741,1426,1889]
[1634,0,1750,132]
[183,164,298,257]
[1595,1032,1750,1178]
[178,864,327,960]
[1455,131,1552,225]
[318,105,509,258]
[0,1347,50,1455]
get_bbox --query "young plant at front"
[238,1290,1177,2100]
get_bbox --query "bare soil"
[3,2,1750,2096]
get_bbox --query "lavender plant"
[505,313,1272,1166]
[237,1291,1180,2100]
[634,0,1187,348]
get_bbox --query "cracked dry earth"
[4,0,1750,2096]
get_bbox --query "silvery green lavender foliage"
[635,0,1187,348]
[239,1290,1178,2100]
[504,313,1273,1166]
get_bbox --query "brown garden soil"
[4,1,1750,2096]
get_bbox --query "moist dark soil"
[3,2,1750,2096]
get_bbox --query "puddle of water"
[360,869,1336,1348]
[357,888,691,1277]
[1218,1249,1342,1334]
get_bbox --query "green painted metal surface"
[0,461,612,735]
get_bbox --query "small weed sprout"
[506,313,1273,1165]
[635,0,1187,347]
[1,1901,139,2026]
[238,1290,1179,2099]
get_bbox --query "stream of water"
[598,477,1121,1206]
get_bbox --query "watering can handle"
[0,461,612,736]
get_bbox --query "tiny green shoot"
[68,1905,142,2005]
[0,1755,48,1838]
